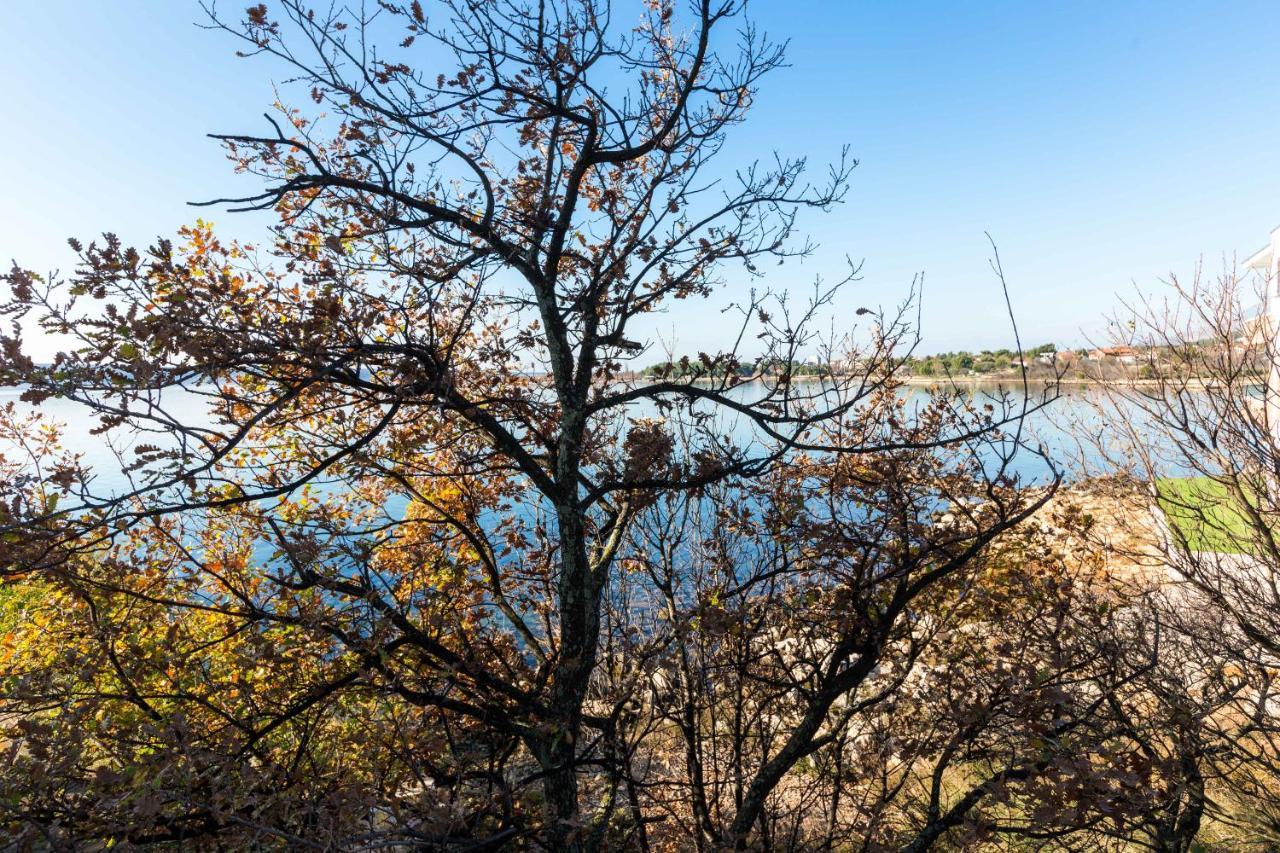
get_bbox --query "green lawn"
[1155,476,1257,554]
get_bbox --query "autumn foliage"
[4,2,1277,851]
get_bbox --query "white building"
[1245,224,1280,315]
[1245,225,1280,434]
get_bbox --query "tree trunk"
[539,437,603,850]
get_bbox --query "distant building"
[1038,350,1079,368]
[1087,346,1140,364]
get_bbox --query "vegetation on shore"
[904,342,1059,376]
[640,343,1189,384]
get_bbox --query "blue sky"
[3,1,1278,360]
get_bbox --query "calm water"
[1,381,1167,585]
[0,382,1141,501]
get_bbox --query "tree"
[1084,266,1280,845]
[0,1,1056,848]
[634,470,1170,851]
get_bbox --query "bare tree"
[1084,265,1280,846]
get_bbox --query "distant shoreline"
[898,374,1217,389]
[633,373,1221,390]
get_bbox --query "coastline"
[620,373,1233,390]
[898,374,1221,389]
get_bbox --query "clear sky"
[3,1,1278,360]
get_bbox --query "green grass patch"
[1156,476,1258,554]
